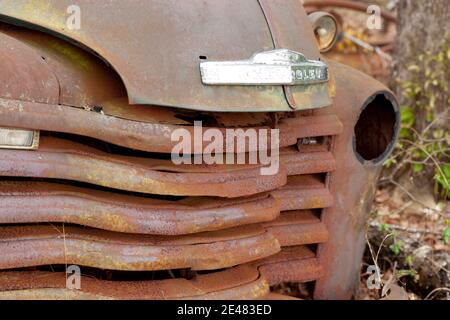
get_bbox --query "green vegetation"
[385,35,450,199]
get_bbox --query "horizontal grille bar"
[0,225,280,271]
[0,137,286,197]
[0,98,343,153]
[0,265,268,300]
[0,181,280,235]
[256,246,322,286]
[272,175,334,211]
[281,145,336,176]
[263,210,328,246]
[278,114,343,146]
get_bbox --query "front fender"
[314,61,400,299]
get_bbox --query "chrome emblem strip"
[200,49,328,86]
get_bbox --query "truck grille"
[0,111,343,300]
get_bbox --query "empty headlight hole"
[354,93,399,164]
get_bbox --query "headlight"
[308,12,339,53]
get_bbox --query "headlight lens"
[308,12,339,53]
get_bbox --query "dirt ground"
[358,180,449,300]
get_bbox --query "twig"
[424,287,450,300]
[369,221,442,236]
[168,270,176,279]
[376,233,395,264]
[365,230,396,299]
[392,201,413,216]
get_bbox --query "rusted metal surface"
[259,0,334,110]
[263,210,328,247]
[278,114,343,147]
[0,225,280,271]
[0,181,280,235]
[0,96,343,153]
[256,246,323,286]
[260,257,322,286]
[0,23,285,127]
[256,246,315,266]
[271,175,334,211]
[0,135,337,199]
[314,61,399,299]
[0,97,277,154]
[0,24,126,108]
[4,183,281,233]
[259,0,319,59]
[281,145,336,176]
[0,137,286,197]
[0,32,59,104]
[0,180,327,245]
[0,265,269,300]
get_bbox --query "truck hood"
[0,0,332,112]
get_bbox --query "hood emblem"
[200,49,328,86]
